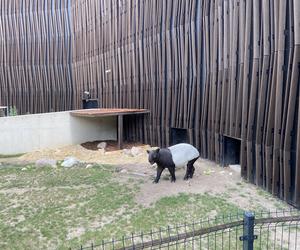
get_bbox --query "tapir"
[147,143,200,183]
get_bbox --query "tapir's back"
[168,143,199,167]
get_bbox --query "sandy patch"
[18,144,152,165]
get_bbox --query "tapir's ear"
[146,150,150,154]
[155,148,160,153]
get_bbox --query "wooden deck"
[70,108,150,117]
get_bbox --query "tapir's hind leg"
[168,165,176,182]
[184,166,190,180]
[187,157,199,179]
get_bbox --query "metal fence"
[77,210,300,250]
[1,0,300,208]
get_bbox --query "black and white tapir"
[147,143,200,183]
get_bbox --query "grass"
[0,153,25,159]
[0,164,295,250]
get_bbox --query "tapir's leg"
[187,157,199,178]
[168,165,176,182]
[153,166,164,183]
[190,166,195,178]
[184,165,190,180]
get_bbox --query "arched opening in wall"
[223,136,241,167]
[170,128,188,146]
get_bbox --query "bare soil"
[117,159,290,211]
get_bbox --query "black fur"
[147,148,199,183]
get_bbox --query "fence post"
[240,211,257,250]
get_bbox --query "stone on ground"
[86,164,93,169]
[97,142,107,150]
[123,149,132,156]
[131,146,143,157]
[61,157,80,168]
[229,164,241,173]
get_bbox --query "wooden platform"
[70,108,150,117]
[70,108,150,149]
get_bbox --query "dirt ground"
[118,160,290,211]
[5,141,291,212]
[15,141,151,165]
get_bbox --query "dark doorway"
[170,128,188,146]
[223,136,241,166]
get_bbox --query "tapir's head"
[146,148,160,165]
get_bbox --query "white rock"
[21,167,27,171]
[35,159,57,167]
[61,157,80,168]
[123,149,132,156]
[86,164,93,169]
[131,147,143,157]
[98,149,105,154]
[97,142,107,149]
[120,169,128,173]
[229,164,241,173]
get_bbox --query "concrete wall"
[0,111,117,154]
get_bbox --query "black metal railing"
[77,209,300,250]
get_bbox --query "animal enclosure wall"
[1,0,300,207]
[0,112,117,154]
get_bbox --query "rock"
[120,169,128,174]
[35,159,57,167]
[98,149,105,154]
[229,164,241,173]
[122,147,143,157]
[86,164,93,169]
[131,147,143,157]
[21,167,27,171]
[61,157,80,168]
[97,142,107,150]
[123,149,132,156]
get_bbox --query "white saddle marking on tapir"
[168,143,200,168]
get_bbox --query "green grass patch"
[0,164,292,250]
[0,153,25,159]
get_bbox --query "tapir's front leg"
[153,166,164,183]
[168,166,176,182]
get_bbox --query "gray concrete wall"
[0,111,117,154]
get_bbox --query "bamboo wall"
[0,0,300,207]
[0,0,73,114]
